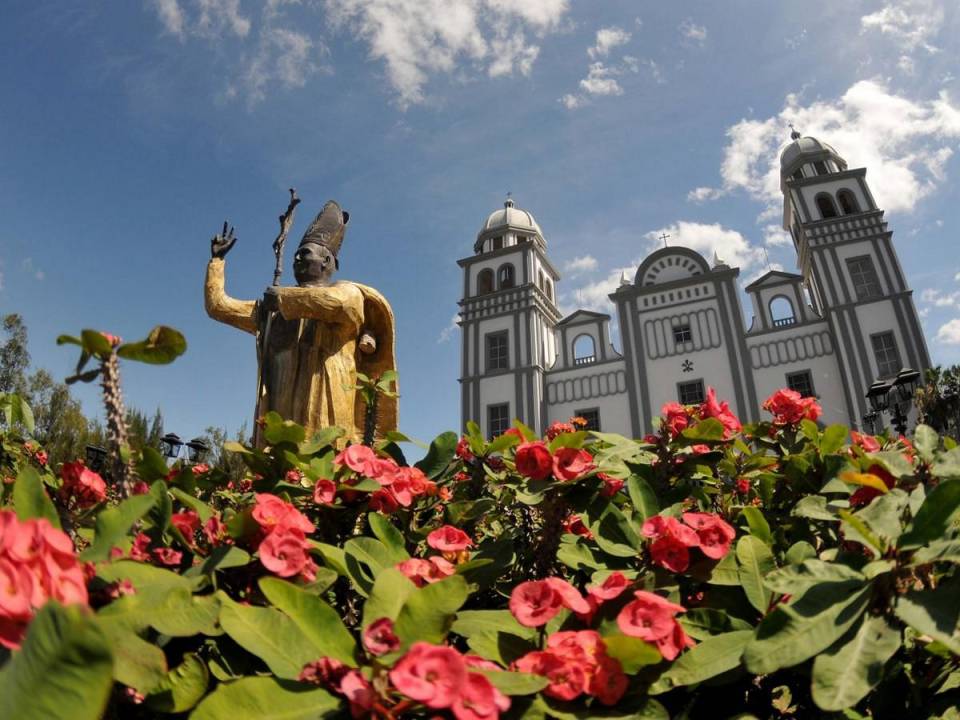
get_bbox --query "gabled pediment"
[745,270,804,291]
[557,309,610,326]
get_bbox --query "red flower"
[552,447,594,481]
[597,473,624,497]
[340,671,375,719]
[736,477,751,494]
[849,464,897,507]
[258,526,310,577]
[762,388,822,425]
[682,512,735,559]
[389,642,468,709]
[562,513,593,539]
[545,422,576,441]
[617,591,693,661]
[513,651,586,701]
[59,462,107,508]
[452,672,510,720]
[335,444,382,477]
[252,493,315,534]
[698,387,742,437]
[455,436,475,462]
[313,479,336,505]
[641,515,700,546]
[544,578,591,614]
[363,617,400,656]
[851,431,882,453]
[509,580,563,627]
[396,557,456,587]
[661,402,692,437]
[591,655,628,706]
[171,511,200,543]
[427,526,473,553]
[191,463,210,475]
[650,536,694,573]
[203,516,230,546]
[515,442,553,480]
[587,571,630,602]
[152,547,183,567]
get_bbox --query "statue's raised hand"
[211,221,237,259]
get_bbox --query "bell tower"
[780,130,930,427]
[457,197,561,437]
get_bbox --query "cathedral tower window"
[813,160,829,175]
[487,403,510,438]
[477,269,494,295]
[846,256,882,300]
[498,264,515,289]
[573,334,596,365]
[677,379,705,405]
[538,270,546,292]
[786,370,815,398]
[672,324,692,344]
[837,189,860,215]
[486,331,509,372]
[769,296,796,327]
[492,236,504,250]
[870,332,902,379]
[815,193,839,219]
[545,279,553,301]
[574,408,601,431]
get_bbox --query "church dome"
[780,132,846,172]
[479,197,542,237]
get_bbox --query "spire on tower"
[789,123,801,140]
[504,192,515,209]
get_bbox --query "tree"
[203,422,249,483]
[915,365,960,439]
[0,314,29,394]
[27,368,90,466]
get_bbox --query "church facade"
[457,134,931,438]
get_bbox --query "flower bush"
[1,375,960,720]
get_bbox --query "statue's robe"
[204,258,397,446]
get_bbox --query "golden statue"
[204,197,396,446]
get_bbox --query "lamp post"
[160,433,209,465]
[185,437,210,464]
[864,367,921,436]
[160,432,184,460]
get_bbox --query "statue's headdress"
[299,200,349,269]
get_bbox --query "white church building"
[457,133,931,438]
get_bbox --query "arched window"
[769,295,796,327]
[538,270,546,292]
[837,189,860,215]
[545,280,553,301]
[498,264,515,290]
[815,193,839,219]
[573,334,596,365]
[476,269,494,295]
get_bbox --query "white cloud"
[955,271,960,282]
[559,93,586,109]
[588,26,631,59]
[762,224,793,247]
[694,80,960,218]
[20,258,44,282]
[579,62,622,96]
[687,186,724,203]
[936,318,960,345]
[564,255,598,274]
[325,0,569,107]
[679,19,707,44]
[920,288,960,308]
[860,0,943,53]
[645,221,766,271]
[564,263,636,315]
[153,0,186,38]
[232,27,320,105]
[437,313,460,343]
[196,0,251,38]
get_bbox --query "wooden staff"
[272,188,301,286]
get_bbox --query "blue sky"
[1,0,959,446]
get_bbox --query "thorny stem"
[100,353,133,497]
[363,390,379,447]
[533,493,568,578]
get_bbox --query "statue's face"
[293,243,337,287]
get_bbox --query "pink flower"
[335,444,382,477]
[171,511,200,543]
[552,447,594,481]
[513,651,586,701]
[598,473,624,497]
[427,526,473,553]
[699,387,741,437]
[591,655,628,706]
[299,657,349,687]
[252,493,315,534]
[545,422,576,441]
[562,513,593,539]
[661,402,692,437]
[617,591,693,661]
[203,516,230,546]
[258,527,309,577]
[762,388,822,426]
[851,431,882,453]
[544,578,590,614]
[682,512,735,559]
[650,536,694,573]
[340,671,374,718]
[587,571,630,602]
[452,671,510,720]
[191,463,210,475]
[363,617,400,656]
[514,442,553,481]
[313,479,337,505]
[641,515,700,546]
[389,642,468,709]
[509,580,563,627]
[396,556,456,587]
[455,436,475,462]
[152,547,183,567]
[59,461,107,508]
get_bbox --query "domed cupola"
[779,127,848,188]
[474,195,545,254]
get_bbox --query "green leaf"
[81,493,156,561]
[680,608,752,640]
[262,412,307,446]
[743,581,871,674]
[116,325,187,364]
[763,560,866,595]
[736,535,776,613]
[913,424,939,463]
[694,551,740,586]
[911,539,960,566]
[681,417,725,441]
[740,506,773,545]
[466,632,535,666]
[627,475,659,521]
[452,610,537,641]
[218,597,325,679]
[585,497,641,558]
[899,480,960,549]
[0,603,114,720]
[478,670,549,695]
[820,424,849,455]
[170,486,216,521]
[136,446,172,482]
[856,489,907,546]
[362,568,417,630]
[190,677,339,720]
[97,627,168,692]
[602,633,663,673]
[785,541,817,566]
[191,545,252,576]
[13,465,60,527]
[80,329,114,359]
[367,513,409,562]
[14,394,35,434]
[259,577,357,666]
[145,653,210,713]
[343,537,390,596]
[649,630,752,694]
[96,559,193,596]
[894,575,960,655]
[811,615,901,711]
[394,574,469,647]
[838,510,884,556]
[414,431,459,478]
[792,495,839,522]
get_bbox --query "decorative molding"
[748,330,834,369]
[643,308,721,359]
[545,369,627,405]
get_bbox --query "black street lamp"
[186,437,210,464]
[865,367,922,436]
[160,432,184,459]
[85,444,108,474]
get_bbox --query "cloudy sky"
[2,0,959,445]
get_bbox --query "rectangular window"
[871,332,901,379]
[672,324,692,344]
[846,256,883,300]
[813,160,829,175]
[792,168,804,181]
[574,408,601,432]
[492,236,504,250]
[677,379,705,405]
[786,370,815,398]
[487,403,510,438]
[486,332,509,372]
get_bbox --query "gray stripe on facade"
[885,240,908,292]
[828,246,852,304]
[561,325,569,367]
[856,175,878,211]
[461,381,469,432]
[890,297,919,370]
[815,251,841,307]
[837,310,869,420]
[796,189,813,224]
[902,295,931,369]
[514,313,523,424]
[597,321,607,360]
[472,322,480,430]
[630,298,652,436]
[792,284,806,322]
[522,249,529,285]
[826,312,859,426]
[756,293,771,329]
[727,281,760,421]
[713,280,748,422]
[870,237,895,294]
[613,300,641,438]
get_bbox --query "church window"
[846,256,882,300]
[498,264,515,290]
[492,236,504,250]
[815,193,839,219]
[486,331,509,372]
[786,370,815,398]
[573,334,596,365]
[837,189,860,215]
[487,403,510,438]
[677,379,705,405]
[538,270,546,291]
[545,279,553,301]
[871,332,902,379]
[477,269,494,295]
[575,408,601,431]
[813,160,829,175]
[769,296,796,327]
[672,324,692,344]
[792,168,804,181]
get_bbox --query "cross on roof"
[659,232,670,248]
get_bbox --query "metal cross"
[659,232,670,248]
